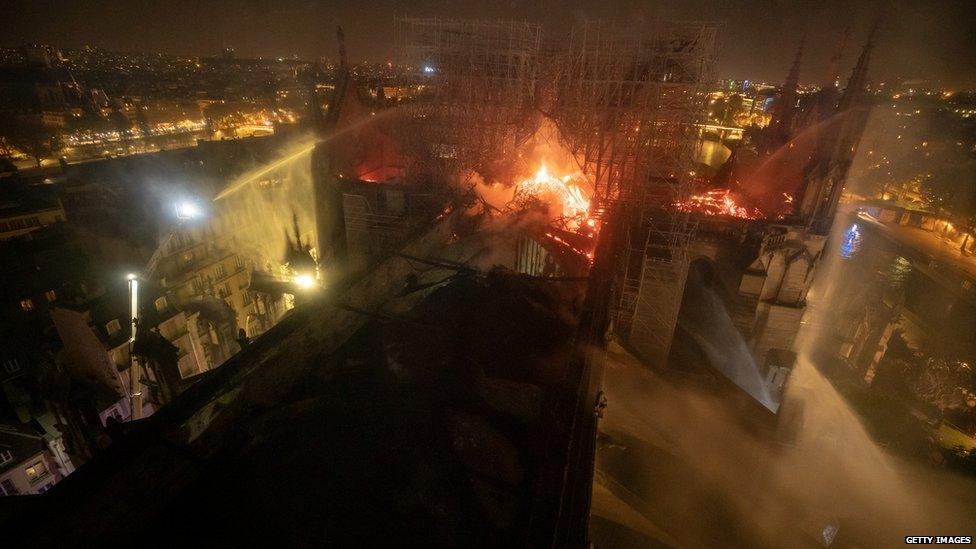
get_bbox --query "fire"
[544,232,595,265]
[676,188,761,219]
[511,163,593,230]
[471,160,599,265]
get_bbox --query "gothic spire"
[838,18,881,111]
[768,37,805,146]
[824,27,850,89]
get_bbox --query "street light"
[126,273,139,340]
[126,273,143,419]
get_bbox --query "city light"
[1,9,974,541]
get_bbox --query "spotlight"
[175,201,202,220]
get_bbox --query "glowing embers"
[471,161,599,265]
[544,231,595,265]
[675,188,762,220]
[510,164,593,231]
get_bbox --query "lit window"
[20,299,34,312]
[45,290,56,302]
[25,461,48,483]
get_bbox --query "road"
[8,130,209,173]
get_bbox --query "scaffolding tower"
[549,19,716,365]
[394,18,543,177]
[395,17,716,366]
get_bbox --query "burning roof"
[676,188,763,220]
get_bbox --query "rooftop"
[1,266,587,545]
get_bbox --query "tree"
[0,114,61,168]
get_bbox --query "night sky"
[3,0,974,87]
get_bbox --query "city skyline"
[3,0,975,87]
[1,6,974,545]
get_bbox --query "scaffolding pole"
[395,17,717,366]
[550,19,716,365]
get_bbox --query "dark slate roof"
[0,424,45,476]
[83,279,180,349]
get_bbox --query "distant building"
[147,228,278,346]
[105,289,227,403]
[51,280,230,421]
[49,306,132,426]
[0,195,66,241]
[21,45,55,68]
[0,423,64,496]
[101,293,211,383]
[0,66,67,113]
[0,358,76,482]
[0,224,103,470]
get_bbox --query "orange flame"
[675,188,762,219]
[513,163,592,230]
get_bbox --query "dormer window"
[154,296,168,312]
[106,319,122,337]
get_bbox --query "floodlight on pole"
[175,201,202,220]
[126,273,143,420]
[294,274,316,290]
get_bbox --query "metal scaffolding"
[548,19,715,365]
[395,16,716,366]
[394,18,543,176]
